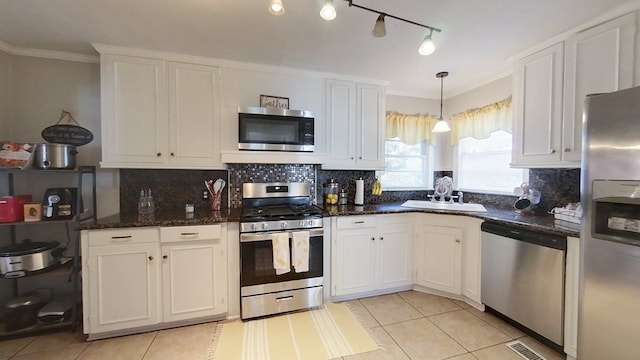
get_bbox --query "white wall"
[0,49,9,139]
[7,55,120,217]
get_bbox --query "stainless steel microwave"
[238,106,314,152]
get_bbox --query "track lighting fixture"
[345,1,441,55]
[267,1,441,55]
[371,14,386,37]
[320,0,337,21]
[268,0,285,16]
[432,71,451,133]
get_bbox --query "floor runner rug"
[209,302,380,360]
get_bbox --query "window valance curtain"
[450,97,512,145]
[386,112,438,145]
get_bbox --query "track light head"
[320,0,337,20]
[418,30,436,56]
[371,14,386,37]
[268,0,285,15]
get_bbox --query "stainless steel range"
[239,182,324,320]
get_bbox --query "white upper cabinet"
[562,13,635,162]
[512,43,565,166]
[168,62,222,167]
[323,80,385,170]
[97,47,222,169]
[101,55,169,166]
[512,12,635,168]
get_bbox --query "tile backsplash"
[119,166,580,213]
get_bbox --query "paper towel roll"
[355,179,364,205]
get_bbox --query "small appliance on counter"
[42,188,77,220]
[0,195,33,223]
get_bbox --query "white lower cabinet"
[83,228,161,335]
[160,225,227,322]
[413,214,483,304]
[415,223,463,294]
[82,225,227,338]
[331,214,412,297]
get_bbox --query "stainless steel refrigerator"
[580,86,640,359]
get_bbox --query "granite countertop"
[323,202,580,237]
[78,208,242,230]
[81,202,579,238]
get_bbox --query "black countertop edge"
[77,208,242,230]
[80,203,580,238]
[322,202,580,238]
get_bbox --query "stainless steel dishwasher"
[481,222,566,348]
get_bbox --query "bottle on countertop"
[137,189,147,221]
[146,188,155,221]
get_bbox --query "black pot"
[33,143,77,169]
[4,294,44,330]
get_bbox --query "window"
[378,137,432,189]
[455,130,527,194]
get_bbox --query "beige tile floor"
[0,291,566,360]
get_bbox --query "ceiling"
[0,0,636,98]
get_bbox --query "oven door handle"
[240,229,324,242]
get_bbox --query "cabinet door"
[324,79,357,167]
[87,243,160,333]
[562,13,635,162]
[101,55,168,166]
[512,43,564,166]
[461,218,483,304]
[356,83,385,169]
[333,228,376,296]
[377,215,412,289]
[415,224,462,295]
[162,241,226,322]
[168,62,222,168]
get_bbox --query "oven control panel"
[240,218,323,233]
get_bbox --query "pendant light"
[268,0,285,15]
[371,14,386,37]
[432,71,451,133]
[320,0,337,20]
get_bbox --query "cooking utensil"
[33,143,77,169]
[205,179,215,196]
[0,240,64,278]
[213,178,225,194]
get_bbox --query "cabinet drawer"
[88,227,159,247]
[160,224,221,243]
[336,216,376,229]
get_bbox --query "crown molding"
[0,39,98,63]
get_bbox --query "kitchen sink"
[401,200,487,212]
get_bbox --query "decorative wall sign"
[41,110,94,146]
[260,95,289,109]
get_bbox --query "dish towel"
[272,232,291,275]
[292,230,310,273]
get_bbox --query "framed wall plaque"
[260,95,289,109]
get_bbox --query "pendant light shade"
[268,0,285,15]
[433,71,451,133]
[371,14,386,37]
[320,0,337,20]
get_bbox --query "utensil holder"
[210,192,221,211]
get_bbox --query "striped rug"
[209,302,380,360]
